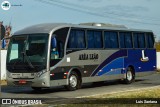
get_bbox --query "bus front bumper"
[7,71,50,88]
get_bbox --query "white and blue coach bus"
[6,23,156,91]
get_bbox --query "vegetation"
[157,69,160,73]
[155,42,160,52]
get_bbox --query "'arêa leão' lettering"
[79,53,99,60]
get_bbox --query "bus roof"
[14,23,153,35]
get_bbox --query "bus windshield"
[7,34,49,73]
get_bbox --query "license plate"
[19,80,27,84]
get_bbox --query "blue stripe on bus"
[97,58,124,76]
[91,50,127,76]
[92,49,156,77]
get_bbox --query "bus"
[6,23,156,91]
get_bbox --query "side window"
[94,31,102,48]
[133,33,138,48]
[87,31,94,48]
[87,30,102,48]
[67,30,76,48]
[119,32,132,48]
[77,30,86,48]
[125,33,133,48]
[50,28,68,67]
[104,31,119,48]
[67,29,86,49]
[133,33,145,48]
[119,33,125,48]
[138,33,145,48]
[146,33,154,48]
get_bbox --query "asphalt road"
[0,73,160,100]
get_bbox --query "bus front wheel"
[124,67,135,84]
[65,72,80,91]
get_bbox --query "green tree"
[155,42,160,52]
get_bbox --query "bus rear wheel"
[124,67,135,84]
[65,72,80,91]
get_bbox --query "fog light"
[42,82,45,85]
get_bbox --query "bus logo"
[1,1,11,10]
[140,50,149,62]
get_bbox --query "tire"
[31,87,42,91]
[124,67,135,84]
[65,72,80,91]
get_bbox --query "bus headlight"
[36,70,47,77]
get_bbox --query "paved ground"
[1,73,160,100]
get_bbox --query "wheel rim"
[127,70,132,81]
[69,75,77,88]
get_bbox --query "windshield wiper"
[21,52,35,69]
[22,36,36,70]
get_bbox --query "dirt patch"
[157,69,160,73]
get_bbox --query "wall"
[157,52,160,69]
[1,51,160,80]
[1,50,7,80]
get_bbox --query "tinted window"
[104,31,119,48]
[50,28,69,67]
[133,33,138,48]
[138,33,145,48]
[67,31,75,48]
[67,29,86,49]
[77,30,86,48]
[87,30,102,48]
[125,33,133,48]
[133,33,145,48]
[119,32,133,48]
[146,33,154,48]
[87,31,94,48]
[119,33,125,48]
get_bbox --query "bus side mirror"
[51,37,57,49]
[2,39,6,49]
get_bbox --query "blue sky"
[1,0,160,40]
